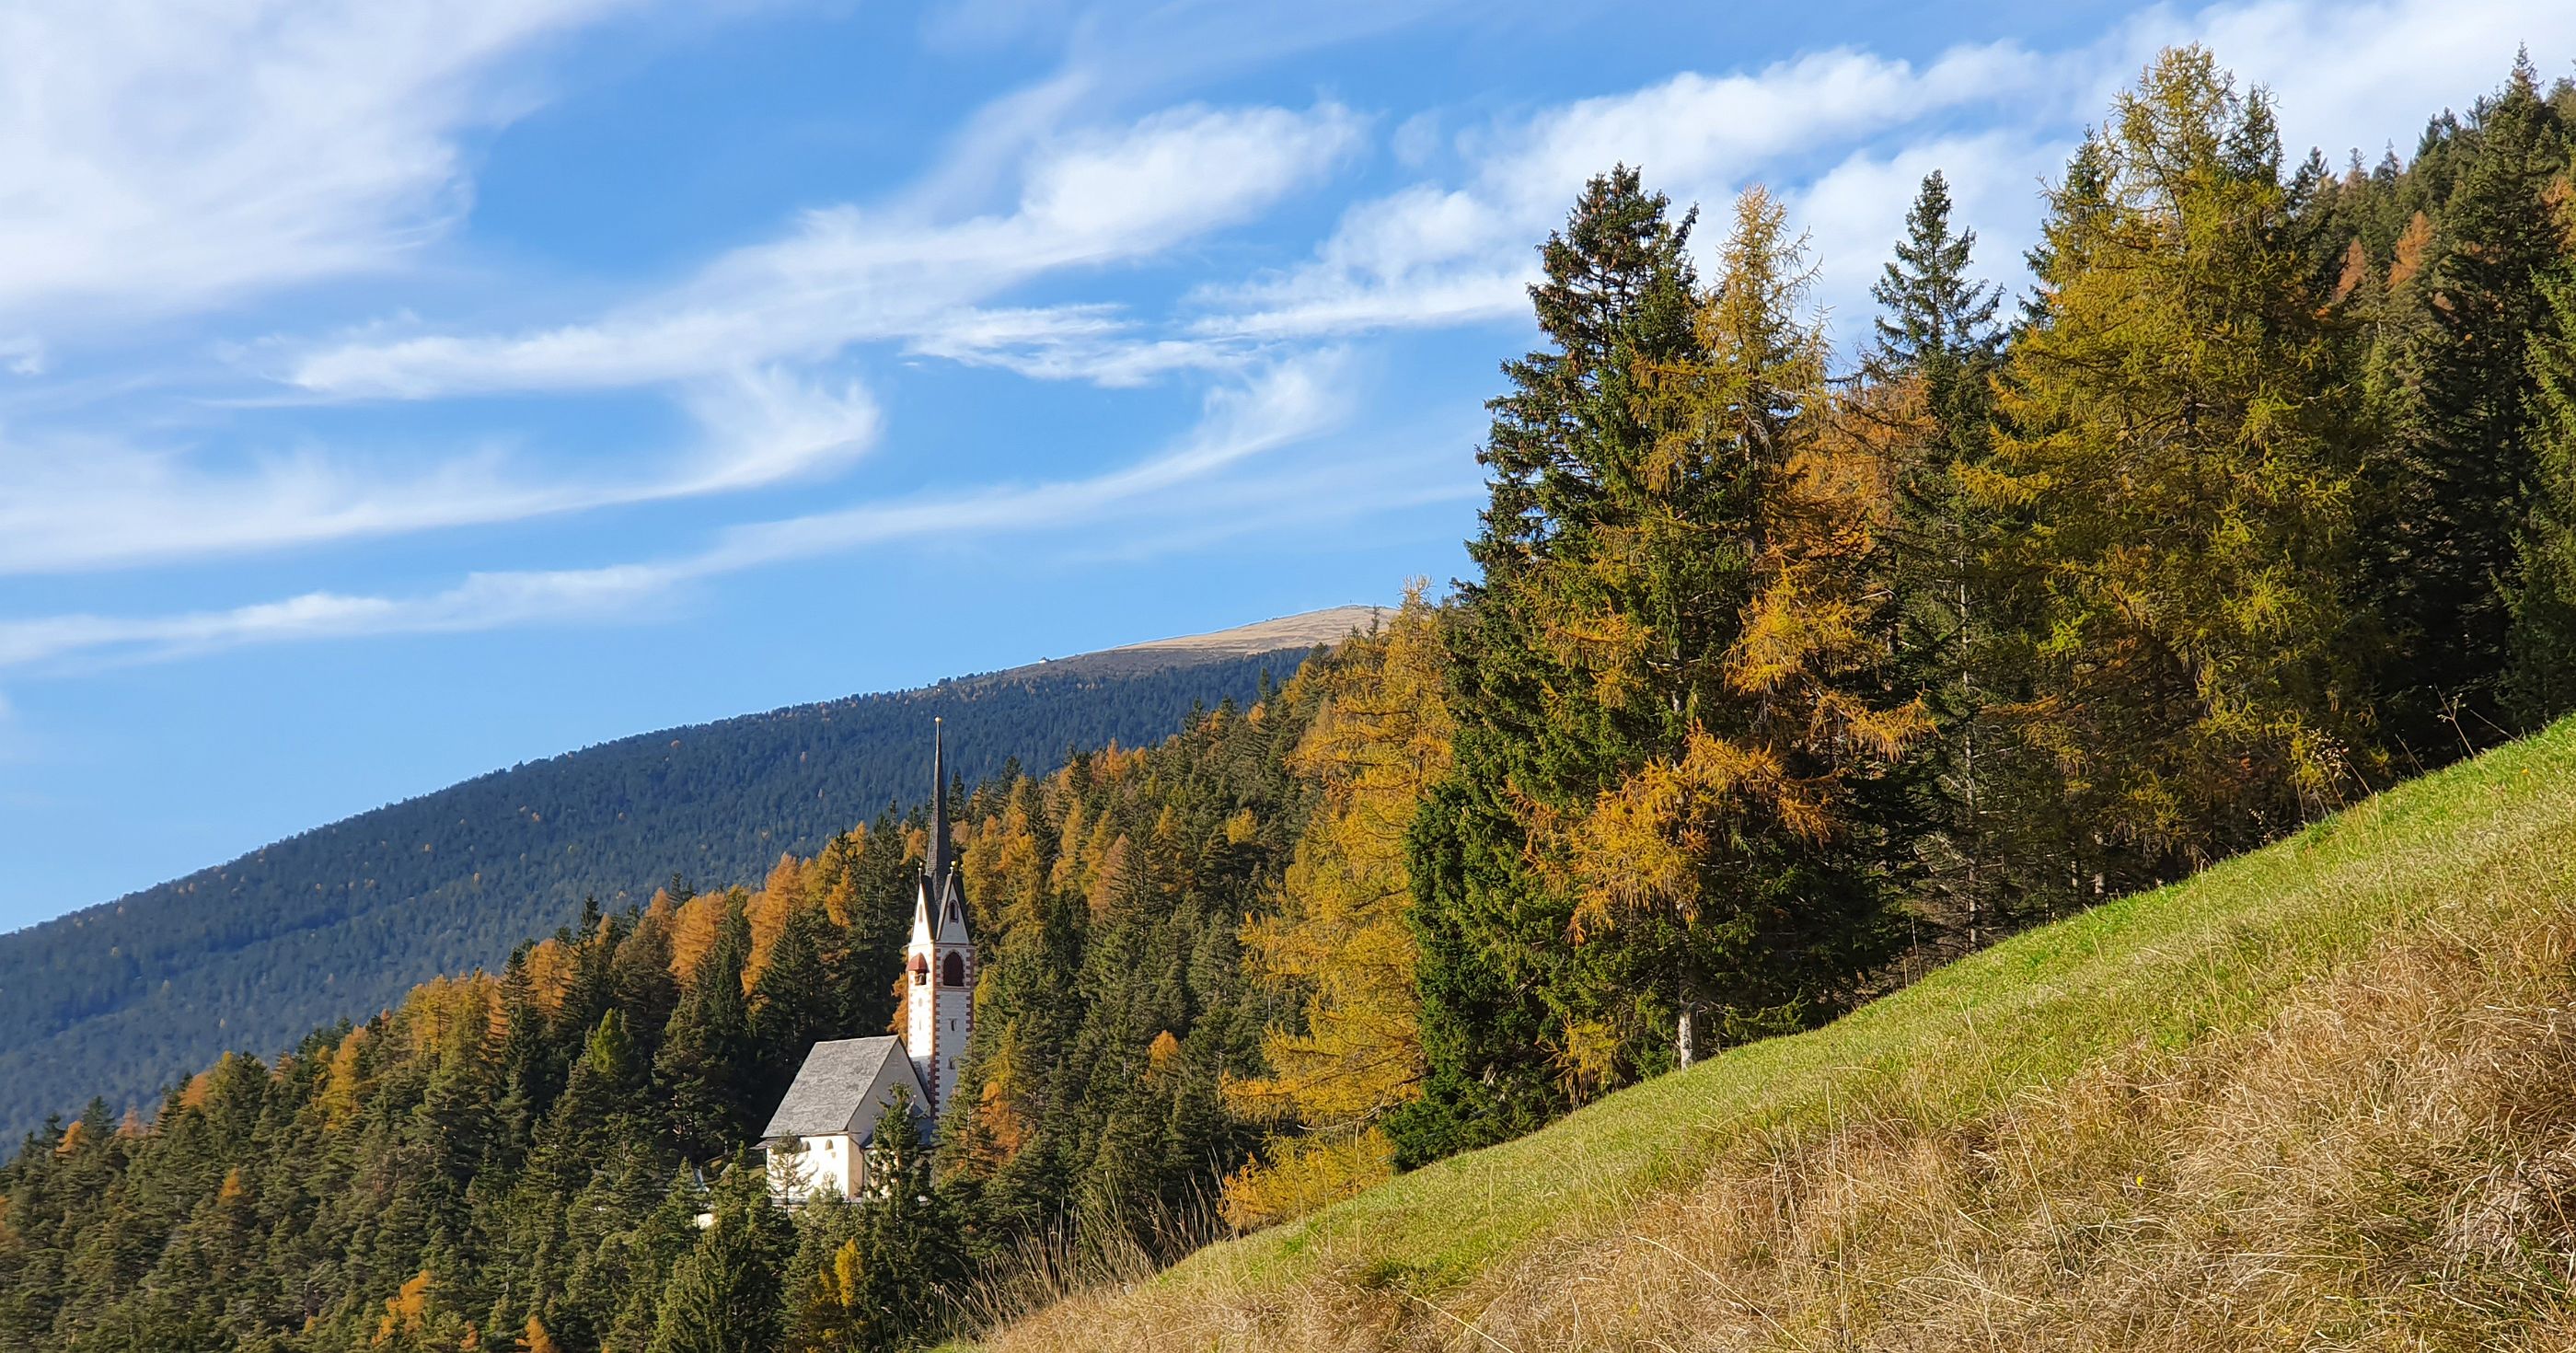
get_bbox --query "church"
[759,722,974,1203]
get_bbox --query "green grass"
[971,717,2576,1349]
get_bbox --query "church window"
[941,951,965,988]
[908,954,929,987]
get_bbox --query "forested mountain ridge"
[0,608,1372,1138]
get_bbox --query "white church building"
[760,722,975,1203]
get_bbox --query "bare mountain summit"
[999,605,1390,679]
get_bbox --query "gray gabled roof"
[758,1035,925,1140]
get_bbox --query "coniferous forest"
[11,46,2576,1352]
[0,650,1308,1143]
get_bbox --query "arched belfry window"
[941,951,966,989]
[908,954,930,987]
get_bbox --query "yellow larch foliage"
[1217,1128,1399,1233]
[2547,172,2576,250]
[399,973,501,1059]
[1084,833,1131,917]
[51,1121,83,1157]
[665,891,726,984]
[741,852,806,989]
[2331,237,2371,305]
[518,1315,560,1353]
[218,1167,248,1204]
[179,1059,223,1112]
[1222,594,1450,1229]
[818,828,863,927]
[1087,742,1139,792]
[962,781,1047,933]
[320,1027,371,1127]
[1047,797,1091,895]
[1537,194,1927,955]
[1147,1029,1183,1075]
[519,937,576,1017]
[374,1270,432,1346]
[972,1024,1036,1169]
[2389,210,2434,291]
[797,1239,867,1332]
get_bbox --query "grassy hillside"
[973,717,2576,1350]
[0,613,1370,1139]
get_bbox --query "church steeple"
[906,719,972,1116]
[928,716,952,885]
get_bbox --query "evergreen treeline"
[0,650,1307,1139]
[10,45,2576,1353]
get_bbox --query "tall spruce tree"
[1564,187,1924,1064]
[2512,265,2576,724]
[1398,165,1702,1164]
[656,893,760,1162]
[1866,171,2015,952]
[751,903,848,1111]
[2366,56,2570,749]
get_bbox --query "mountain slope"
[0,607,1380,1139]
[973,717,2576,1350]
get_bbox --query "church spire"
[906,719,972,1118]
[928,716,952,887]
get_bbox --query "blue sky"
[0,0,2568,931]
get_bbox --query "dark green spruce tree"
[657,894,761,1162]
[2367,56,2570,750]
[1865,169,2017,954]
[2512,264,2576,724]
[650,1151,793,1353]
[1395,165,1702,1165]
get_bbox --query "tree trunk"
[1675,987,1695,1070]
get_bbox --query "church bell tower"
[904,719,974,1117]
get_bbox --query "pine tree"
[1399,165,1702,1163]
[1535,186,1923,1069]
[648,1154,791,1353]
[1866,170,2014,952]
[2366,55,2570,750]
[2512,265,2576,723]
[751,903,848,1111]
[1873,171,2004,421]
[829,1092,960,1349]
[655,894,760,1162]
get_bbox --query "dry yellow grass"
[958,719,2576,1351]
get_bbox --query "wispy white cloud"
[0,0,648,335]
[1196,43,2058,341]
[0,354,1353,668]
[0,366,879,574]
[1194,0,2576,347]
[2139,0,2576,158]
[283,101,1367,399]
[14,0,2570,655]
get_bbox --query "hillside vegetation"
[974,715,2576,1351]
[0,631,1337,1138]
